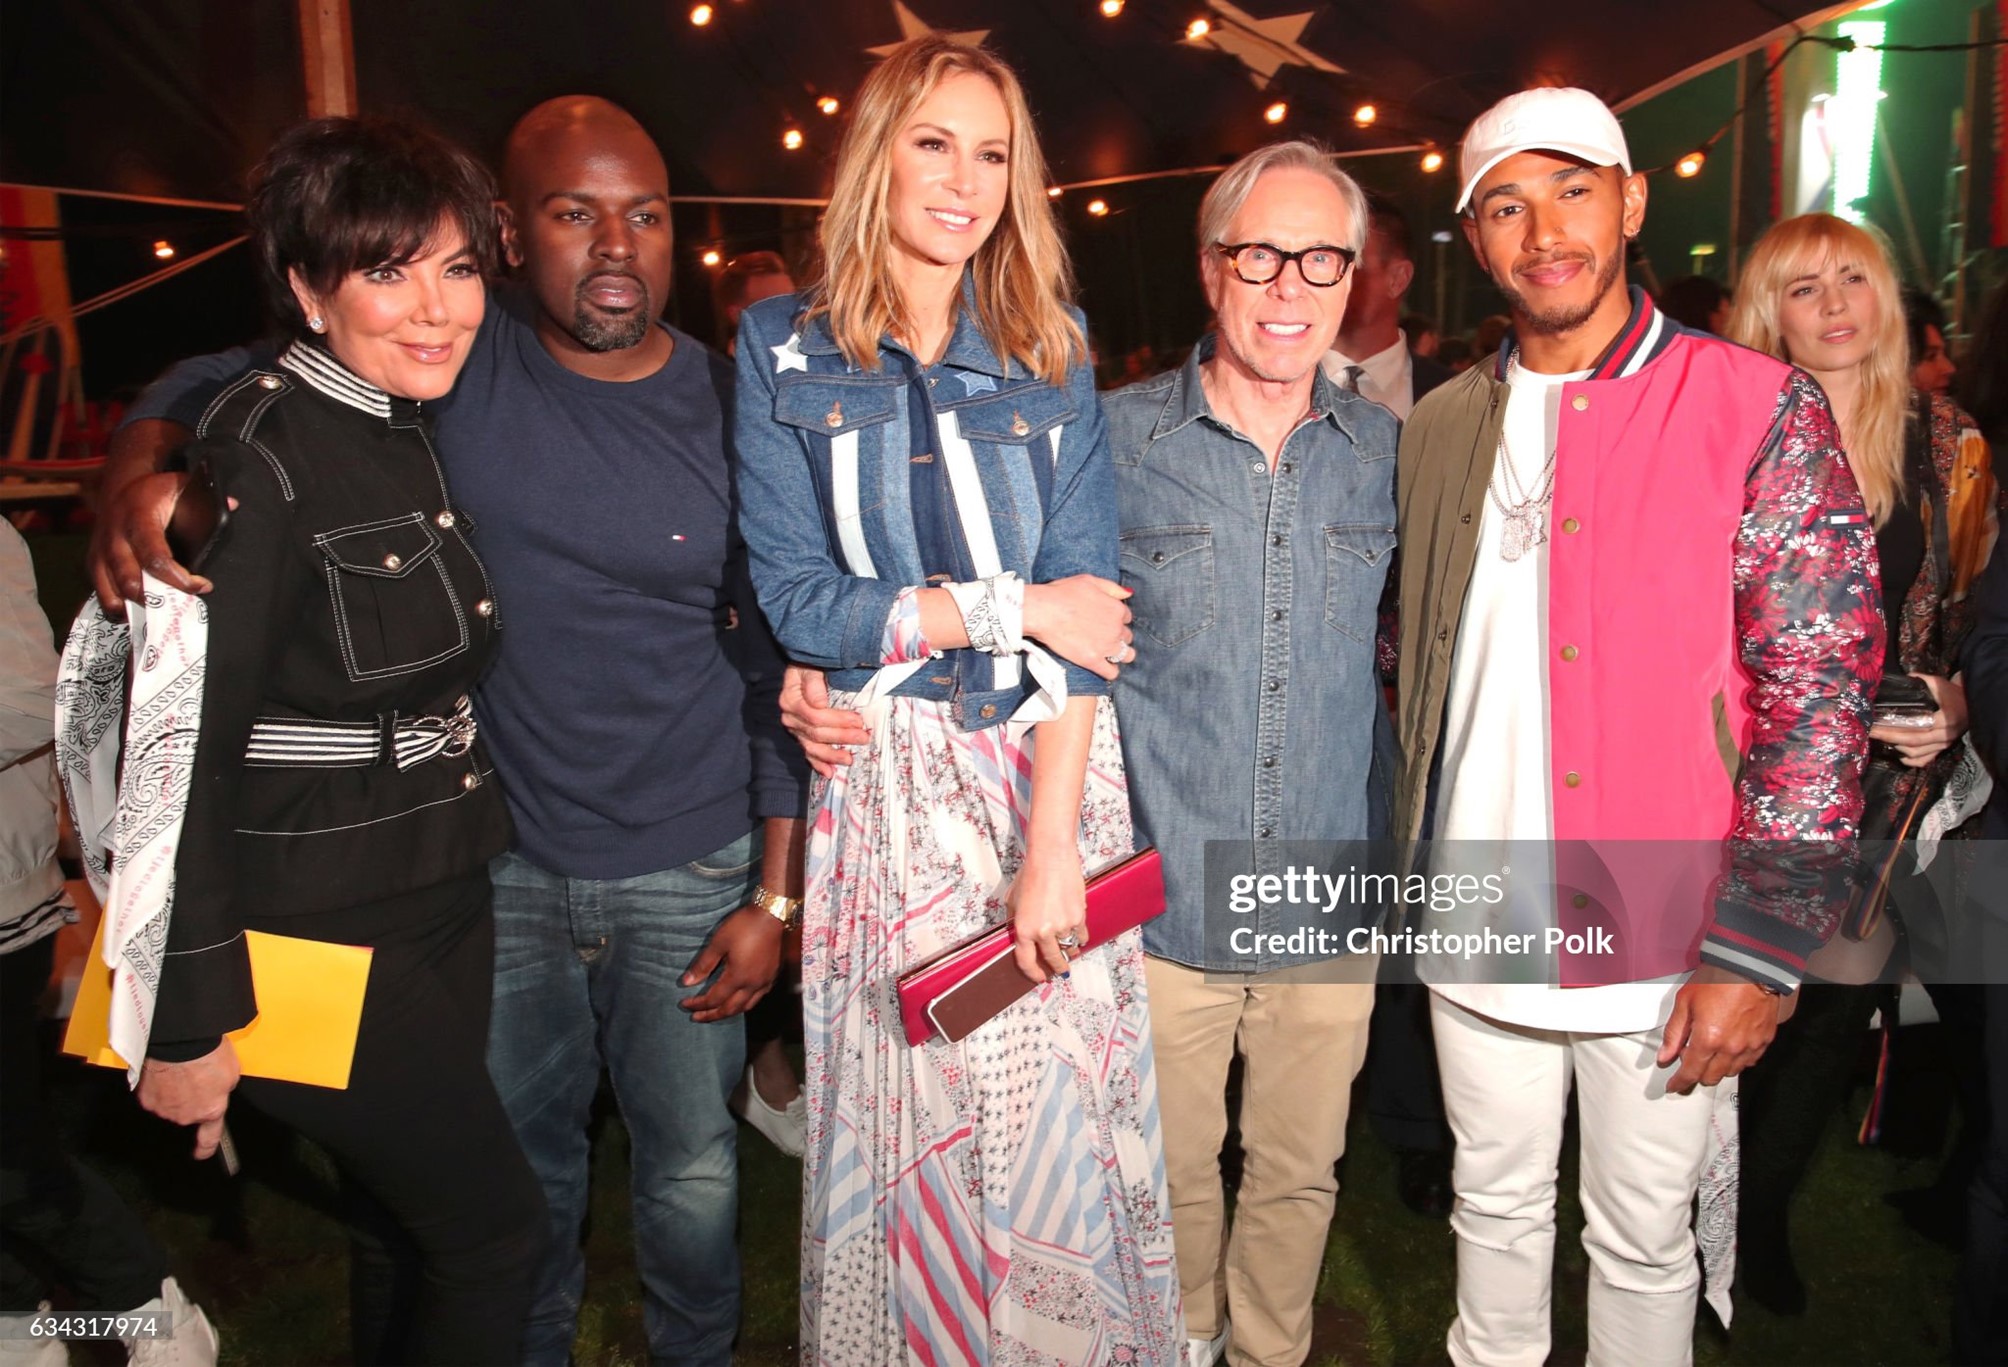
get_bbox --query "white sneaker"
[1185,1322,1228,1367]
[731,1064,807,1158]
[121,1278,218,1367]
[0,1303,69,1367]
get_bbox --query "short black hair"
[247,116,498,334]
[1363,189,1413,263]
[1658,275,1731,333]
[1901,285,1948,368]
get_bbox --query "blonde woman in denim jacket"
[732,35,1181,1367]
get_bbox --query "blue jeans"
[488,832,758,1367]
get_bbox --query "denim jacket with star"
[733,284,1118,730]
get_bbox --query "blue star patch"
[955,370,998,396]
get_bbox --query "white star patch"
[771,333,808,374]
[956,371,998,396]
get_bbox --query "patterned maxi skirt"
[799,693,1184,1366]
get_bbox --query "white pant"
[1430,992,1726,1367]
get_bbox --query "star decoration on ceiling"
[1190,3,1346,89]
[868,0,989,57]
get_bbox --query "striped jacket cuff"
[1700,908,1820,992]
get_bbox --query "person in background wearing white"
[0,522,219,1367]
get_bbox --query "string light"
[152,240,175,260]
[1100,0,1124,15]
[1047,186,1064,198]
[817,95,840,116]
[1420,150,1444,173]
[689,3,713,25]
[1185,17,1211,40]
[1675,150,1706,178]
[782,127,805,151]
[1086,198,1109,217]
[1352,104,1377,126]
[1263,101,1288,124]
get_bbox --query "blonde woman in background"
[1727,211,1999,1315]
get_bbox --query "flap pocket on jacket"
[1121,525,1216,648]
[773,380,900,438]
[1325,523,1396,566]
[314,514,467,681]
[313,515,443,578]
[952,388,1076,445]
[1324,523,1395,641]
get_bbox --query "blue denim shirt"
[733,286,1118,731]
[1105,338,1398,971]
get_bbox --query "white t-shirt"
[1427,357,1682,1033]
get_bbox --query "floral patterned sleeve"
[1704,372,1885,991]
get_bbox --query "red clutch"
[895,847,1165,1046]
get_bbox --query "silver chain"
[1487,349,1559,562]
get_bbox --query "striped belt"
[244,695,477,771]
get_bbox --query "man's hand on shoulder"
[89,420,202,614]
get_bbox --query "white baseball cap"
[1456,87,1633,214]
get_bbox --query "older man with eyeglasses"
[1112,137,1396,1367]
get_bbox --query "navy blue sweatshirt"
[123,289,808,879]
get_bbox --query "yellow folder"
[62,919,373,1090]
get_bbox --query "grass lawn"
[37,1041,1962,1367]
[17,529,1963,1366]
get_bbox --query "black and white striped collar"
[1491,286,1673,383]
[278,341,393,419]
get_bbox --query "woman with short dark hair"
[63,116,543,1364]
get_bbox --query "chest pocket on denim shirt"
[773,378,901,572]
[1324,523,1395,641]
[1121,526,1216,648]
[314,514,468,681]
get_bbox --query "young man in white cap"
[1392,87,1882,1365]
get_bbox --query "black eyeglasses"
[1214,241,1357,287]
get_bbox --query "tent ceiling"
[3,0,1852,204]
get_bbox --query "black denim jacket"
[150,341,512,1057]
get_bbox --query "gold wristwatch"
[749,886,802,926]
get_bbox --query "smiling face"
[1202,165,1356,385]
[504,116,674,354]
[885,71,1012,274]
[1463,151,1644,339]
[289,220,484,400]
[1776,251,1881,380]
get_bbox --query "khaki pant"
[1145,956,1375,1367]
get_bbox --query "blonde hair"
[1726,213,1908,525]
[801,36,1082,384]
